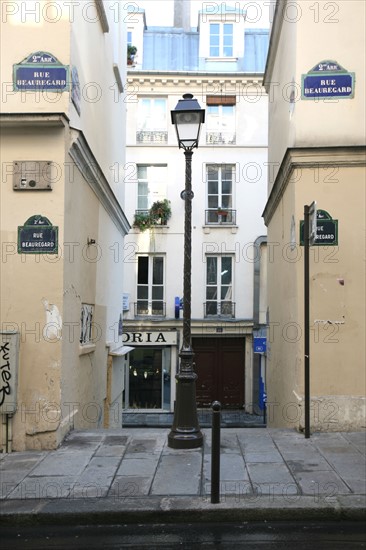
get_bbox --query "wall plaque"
[18,215,58,254]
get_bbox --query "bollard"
[211,400,221,504]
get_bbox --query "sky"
[135,0,271,28]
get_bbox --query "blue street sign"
[14,67,68,91]
[253,337,266,354]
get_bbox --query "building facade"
[0,1,130,450]
[263,0,366,431]
[122,3,269,419]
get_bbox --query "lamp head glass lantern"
[171,93,205,150]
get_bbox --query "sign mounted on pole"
[300,210,338,246]
[302,60,355,100]
[13,51,69,92]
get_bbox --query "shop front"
[122,330,178,411]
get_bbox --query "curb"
[1,496,365,525]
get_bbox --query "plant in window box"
[133,211,152,231]
[217,207,229,216]
[150,199,171,225]
[127,45,137,65]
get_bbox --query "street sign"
[253,337,266,354]
[300,210,338,246]
[18,215,58,254]
[302,60,355,100]
[13,51,69,92]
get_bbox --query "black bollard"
[211,400,221,504]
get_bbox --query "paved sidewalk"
[1,428,365,524]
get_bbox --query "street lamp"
[168,93,205,449]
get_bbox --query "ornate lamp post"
[168,93,205,449]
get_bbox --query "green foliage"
[133,200,171,232]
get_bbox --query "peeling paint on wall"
[42,298,62,341]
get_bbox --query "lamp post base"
[168,370,203,449]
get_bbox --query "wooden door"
[193,337,245,408]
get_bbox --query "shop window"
[127,348,171,410]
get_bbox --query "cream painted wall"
[265,0,366,187]
[0,0,70,114]
[266,161,366,430]
[0,125,66,449]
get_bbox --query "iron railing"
[205,209,236,225]
[204,301,236,318]
[134,301,166,317]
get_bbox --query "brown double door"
[193,337,245,409]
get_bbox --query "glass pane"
[137,286,148,299]
[136,300,148,314]
[221,286,232,301]
[152,286,163,300]
[208,181,218,194]
[223,46,233,57]
[222,182,232,195]
[137,257,148,284]
[210,23,219,34]
[208,196,219,209]
[206,286,217,300]
[153,257,164,284]
[137,165,147,179]
[223,24,233,35]
[221,257,232,284]
[206,257,217,284]
[222,106,234,116]
[221,196,232,208]
[210,35,219,46]
[207,166,219,179]
[206,302,217,315]
[208,106,219,115]
[210,46,219,56]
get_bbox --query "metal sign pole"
[304,205,310,439]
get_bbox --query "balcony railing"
[134,210,168,226]
[205,209,236,225]
[134,301,166,317]
[136,130,168,144]
[206,131,236,145]
[204,301,236,318]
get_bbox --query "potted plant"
[133,211,151,231]
[150,199,172,225]
[127,45,137,65]
[217,207,229,216]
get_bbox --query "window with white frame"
[127,30,133,46]
[137,98,167,143]
[137,256,165,316]
[206,164,235,224]
[137,165,167,212]
[206,103,235,145]
[209,23,233,57]
[205,256,234,317]
[80,304,94,345]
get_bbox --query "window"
[210,23,233,57]
[206,104,235,145]
[80,304,94,344]
[206,164,236,224]
[205,256,234,317]
[137,165,167,211]
[136,256,165,316]
[127,31,132,46]
[137,98,167,143]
